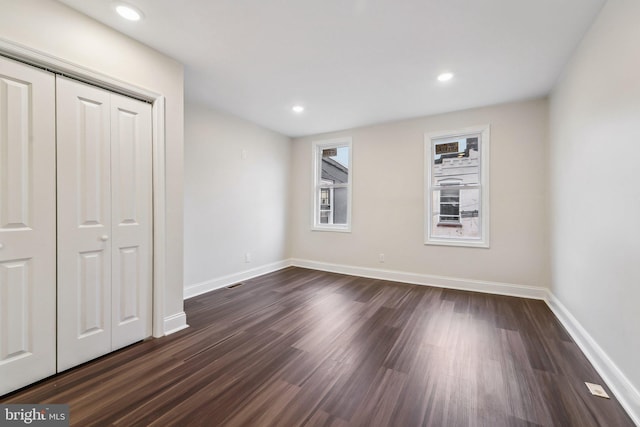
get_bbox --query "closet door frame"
[0,41,168,338]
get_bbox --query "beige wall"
[290,98,549,289]
[550,0,640,415]
[184,102,291,294]
[0,0,185,330]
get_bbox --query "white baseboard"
[163,311,189,335]
[290,258,548,300]
[547,293,640,426]
[183,260,292,299]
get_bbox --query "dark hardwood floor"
[2,267,634,426]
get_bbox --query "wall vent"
[226,283,244,289]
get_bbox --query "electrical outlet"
[241,148,248,160]
[379,253,385,263]
[245,252,252,263]
[585,382,610,399]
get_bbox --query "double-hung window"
[425,125,490,247]
[312,138,352,231]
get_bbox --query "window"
[312,138,352,231]
[425,125,490,247]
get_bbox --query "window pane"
[431,188,480,239]
[316,186,348,225]
[332,187,348,224]
[432,136,480,186]
[321,146,349,184]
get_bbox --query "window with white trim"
[312,138,352,231]
[425,125,490,247]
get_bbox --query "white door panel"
[110,94,152,350]
[0,57,56,395]
[56,77,112,372]
[57,78,152,370]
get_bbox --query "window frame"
[311,137,352,232]
[424,125,490,248]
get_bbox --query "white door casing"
[0,56,56,394]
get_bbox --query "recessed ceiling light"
[115,4,143,21]
[292,105,305,114]
[437,72,454,82]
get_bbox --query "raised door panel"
[0,57,56,395]
[110,94,152,350]
[56,77,112,372]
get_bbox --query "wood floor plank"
[1,267,634,426]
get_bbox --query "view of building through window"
[319,147,349,225]
[431,135,480,238]
[313,140,351,230]
[432,136,480,237]
[426,127,489,247]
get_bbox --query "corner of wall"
[184,260,293,300]
[546,292,640,425]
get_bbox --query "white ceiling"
[58,0,605,137]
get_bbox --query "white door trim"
[0,38,167,338]
[151,96,167,338]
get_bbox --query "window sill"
[425,238,489,248]
[311,225,351,233]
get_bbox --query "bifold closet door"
[110,92,152,351]
[56,77,152,372]
[0,56,56,395]
[56,77,112,372]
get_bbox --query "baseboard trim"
[546,293,640,426]
[184,260,292,299]
[290,258,548,300]
[163,311,189,335]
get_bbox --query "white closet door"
[57,77,152,371]
[0,57,56,394]
[57,77,112,372]
[110,93,152,350]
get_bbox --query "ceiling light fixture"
[292,105,305,114]
[115,3,143,21]
[437,72,454,82]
